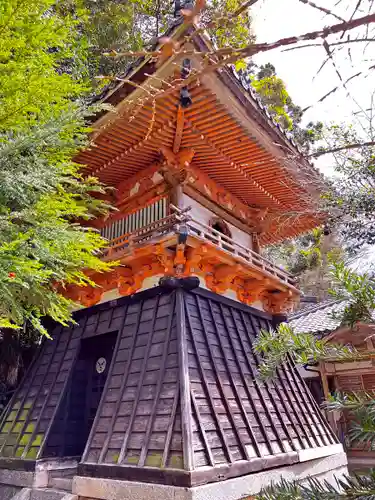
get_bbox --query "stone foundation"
[0,484,22,500]
[72,452,348,500]
[0,451,348,500]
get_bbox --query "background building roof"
[289,300,347,334]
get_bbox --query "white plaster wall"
[183,195,252,250]
[298,365,320,379]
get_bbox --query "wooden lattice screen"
[100,198,168,242]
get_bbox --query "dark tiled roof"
[289,299,347,334]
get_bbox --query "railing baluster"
[100,206,297,293]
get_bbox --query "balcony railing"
[187,217,297,290]
[101,205,297,291]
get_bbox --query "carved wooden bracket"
[262,290,294,314]
[206,264,242,294]
[63,242,298,314]
[160,146,195,169]
[184,244,211,275]
[236,278,270,306]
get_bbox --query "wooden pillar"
[252,233,261,254]
[170,184,184,211]
[320,362,336,431]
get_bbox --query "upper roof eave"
[88,23,325,199]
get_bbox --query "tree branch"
[309,141,375,158]
[113,13,375,61]
[237,12,375,59]
[299,0,346,22]
[282,38,375,52]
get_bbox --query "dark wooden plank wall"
[84,292,183,469]
[183,293,336,469]
[84,288,337,471]
[0,302,126,460]
[0,285,337,469]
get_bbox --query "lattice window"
[100,198,168,241]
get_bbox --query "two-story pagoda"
[0,9,347,500]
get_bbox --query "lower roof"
[0,283,338,486]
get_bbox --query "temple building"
[0,8,348,500]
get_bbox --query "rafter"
[173,105,185,154]
[92,119,177,176]
[185,120,283,208]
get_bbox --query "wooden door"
[50,331,117,458]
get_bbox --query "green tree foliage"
[205,0,253,49]
[254,262,375,377]
[0,0,112,335]
[321,124,375,251]
[0,0,87,131]
[249,63,324,151]
[264,228,344,300]
[257,472,375,499]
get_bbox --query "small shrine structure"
[290,299,375,472]
[0,6,347,500]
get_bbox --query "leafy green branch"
[256,471,375,499]
[254,322,355,379]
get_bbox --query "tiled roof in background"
[289,300,347,335]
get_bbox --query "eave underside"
[77,79,323,244]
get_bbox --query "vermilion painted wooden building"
[0,8,348,500]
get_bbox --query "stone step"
[47,478,72,492]
[30,488,67,500]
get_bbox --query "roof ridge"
[290,298,345,320]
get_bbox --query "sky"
[251,0,375,174]
[251,1,375,269]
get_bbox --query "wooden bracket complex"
[206,264,242,294]
[237,278,270,306]
[262,290,294,314]
[63,240,297,313]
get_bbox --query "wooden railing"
[186,217,297,289]
[101,206,297,290]
[102,211,188,259]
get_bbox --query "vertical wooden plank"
[29,319,82,459]
[161,392,180,468]
[241,311,296,453]
[293,360,337,445]
[0,342,43,433]
[198,297,250,461]
[218,303,265,457]
[81,307,123,463]
[190,389,214,467]
[8,325,63,457]
[273,365,309,449]
[230,309,280,455]
[114,295,161,461]
[97,303,134,463]
[137,293,177,467]
[250,314,300,450]
[279,362,318,448]
[185,295,234,464]
[320,362,330,400]
[175,288,194,471]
